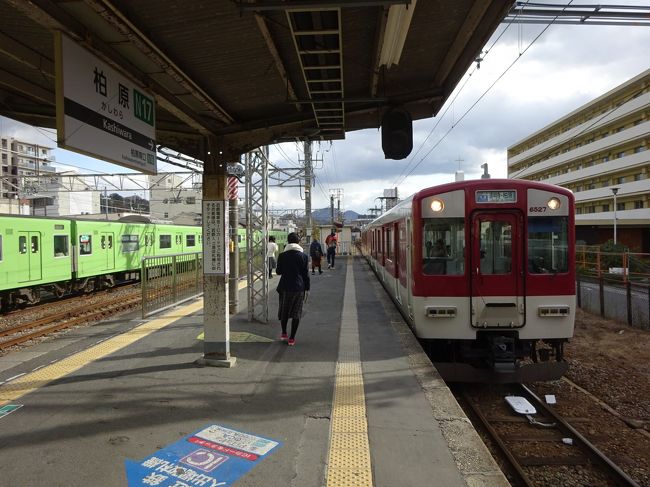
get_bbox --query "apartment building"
[1,137,57,214]
[149,173,202,224]
[507,69,650,252]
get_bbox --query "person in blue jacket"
[276,232,310,346]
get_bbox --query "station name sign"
[54,32,157,174]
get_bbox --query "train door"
[101,233,115,269]
[470,212,524,327]
[406,218,414,319]
[17,232,42,282]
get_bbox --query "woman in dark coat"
[276,232,310,346]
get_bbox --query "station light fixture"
[378,1,417,68]
[547,197,561,210]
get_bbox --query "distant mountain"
[311,208,360,223]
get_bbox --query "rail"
[141,252,203,318]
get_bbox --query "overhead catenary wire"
[394,0,572,185]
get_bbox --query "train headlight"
[430,199,444,212]
[547,197,561,210]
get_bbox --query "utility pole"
[304,140,313,242]
[330,195,335,227]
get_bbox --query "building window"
[587,184,595,190]
[186,197,196,205]
[576,208,583,215]
[587,206,596,214]
[616,176,625,184]
[634,173,645,181]
[602,204,610,212]
[160,235,172,249]
[54,235,69,257]
[603,156,609,162]
[635,146,646,153]
[634,200,644,209]
[617,202,625,211]
[617,152,625,158]
[164,212,169,218]
[602,180,610,187]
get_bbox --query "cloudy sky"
[2,2,649,215]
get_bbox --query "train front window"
[422,218,464,275]
[479,221,512,275]
[528,216,569,274]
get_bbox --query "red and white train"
[361,179,575,382]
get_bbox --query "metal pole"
[304,141,313,241]
[229,176,239,313]
[613,193,617,245]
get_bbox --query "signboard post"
[54,32,157,174]
[203,200,229,275]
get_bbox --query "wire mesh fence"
[141,252,203,318]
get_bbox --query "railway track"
[0,291,141,351]
[458,383,641,487]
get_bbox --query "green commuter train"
[0,214,286,311]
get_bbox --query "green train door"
[101,232,115,269]
[17,232,42,282]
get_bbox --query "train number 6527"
[529,206,547,212]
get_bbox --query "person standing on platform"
[325,229,338,269]
[267,235,278,279]
[276,232,310,346]
[309,237,324,275]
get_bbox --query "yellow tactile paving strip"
[0,299,203,406]
[0,279,255,406]
[326,261,374,487]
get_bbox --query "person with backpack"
[309,237,324,275]
[325,229,338,269]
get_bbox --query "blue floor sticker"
[125,424,282,486]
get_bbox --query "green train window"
[121,235,139,253]
[31,236,39,253]
[79,235,92,255]
[0,235,2,260]
[186,235,196,247]
[54,235,69,257]
[19,236,27,254]
[101,235,106,249]
[160,235,171,249]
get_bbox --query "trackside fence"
[141,252,203,318]
[575,246,650,329]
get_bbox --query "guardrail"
[141,252,203,318]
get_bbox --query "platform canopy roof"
[0,0,512,160]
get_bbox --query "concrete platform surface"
[0,256,509,487]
